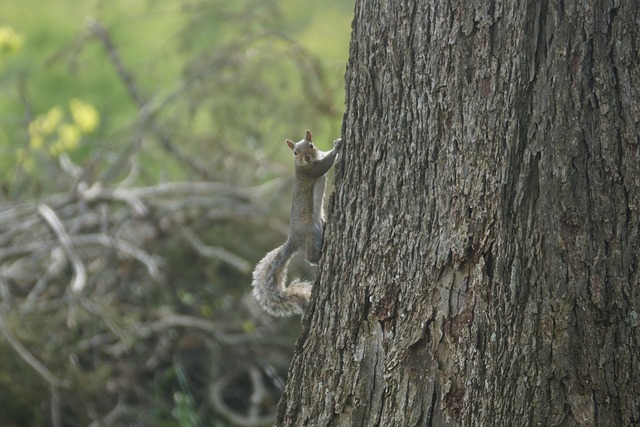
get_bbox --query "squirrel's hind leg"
[305,222,324,265]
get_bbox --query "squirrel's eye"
[309,143,314,148]
[293,150,298,155]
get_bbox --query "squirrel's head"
[286,130,318,166]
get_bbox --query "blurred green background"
[1,0,352,190]
[0,0,353,425]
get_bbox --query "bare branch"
[85,18,146,108]
[38,204,87,293]
[210,371,276,427]
[87,396,130,427]
[178,222,252,274]
[75,234,162,281]
[248,366,269,422]
[50,385,62,427]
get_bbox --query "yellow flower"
[59,124,80,149]
[28,106,62,150]
[69,99,99,133]
[0,26,23,55]
[41,106,63,135]
[28,119,41,138]
[29,134,44,150]
[50,124,80,155]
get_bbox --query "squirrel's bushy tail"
[251,242,311,316]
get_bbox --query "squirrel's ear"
[286,139,295,150]
[305,130,312,141]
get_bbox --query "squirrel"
[252,130,344,316]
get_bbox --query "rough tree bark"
[277,0,639,425]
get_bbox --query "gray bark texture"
[277,0,640,425]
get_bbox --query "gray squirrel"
[252,130,344,316]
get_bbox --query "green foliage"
[171,362,203,427]
[0,339,46,426]
[172,391,202,427]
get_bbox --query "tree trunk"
[277,0,640,425]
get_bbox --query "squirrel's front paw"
[333,138,344,150]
